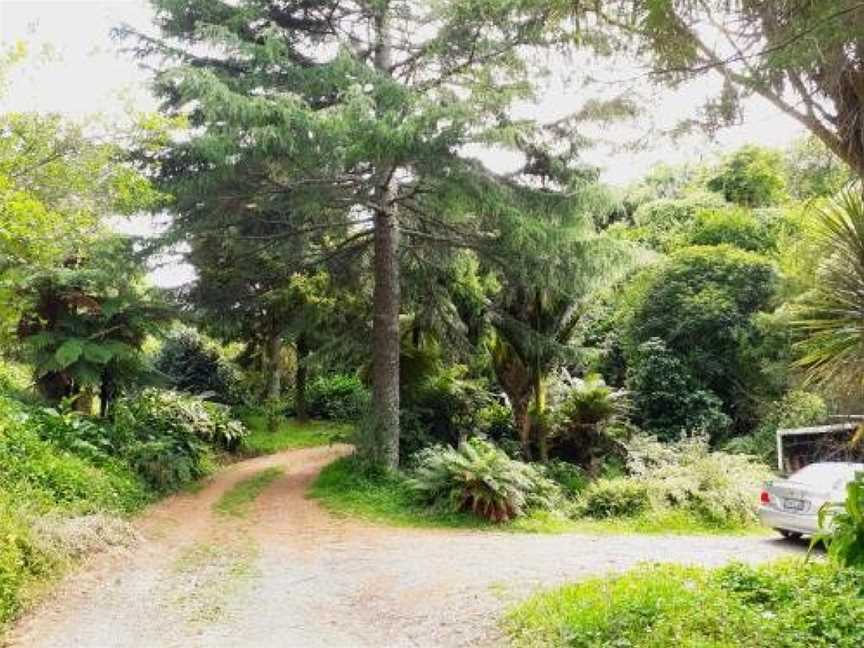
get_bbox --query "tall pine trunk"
[534,371,548,462]
[371,5,401,469]
[371,179,401,469]
[295,335,308,423]
[513,397,533,461]
[266,328,282,402]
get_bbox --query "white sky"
[0,0,807,286]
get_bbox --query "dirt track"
[9,445,803,648]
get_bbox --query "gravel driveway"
[9,445,804,648]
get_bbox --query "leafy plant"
[625,435,772,527]
[543,460,589,496]
[154,327,248,405]
[409,439,561,522]
[626,338,731,440]
[296,373,369,422]
[112,388,247,491]
[579,478,649,518]
[794,187,864,392]
[507,560,864,648]
[706,145,787,207]
[813,472,864,568]
[16,236,171,411]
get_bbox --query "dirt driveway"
[9,445,803,648]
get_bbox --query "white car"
[758,461,864,539]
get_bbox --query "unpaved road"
[10,445,804,648]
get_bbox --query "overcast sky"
[0,0,807,286]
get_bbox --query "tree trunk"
[371,179,401,468]
[371,4,401,469]
[295,335,308,423]
[267,328,282,403]
[99,367,115,418]
[513,397,533,461]
[533,371,548,462]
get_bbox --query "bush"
[154,328,248,405]
[507,560,864,648]
[113,389,247,491]
[543,460,589,497]
[621,244,778,437]
[580,478,650,518]
[683,208,776,252]
[0,494,54,624]
[399,365,495,462]
[298,373,369,421]
[725,390,827,463]
[409,439,562,522]
[627,338,731,440]
[626,435,772,526]
[707,144,787,207]
[547,372,630,468]
[628,193,727,251]
[815,472,864,569]
[0,398,148,513]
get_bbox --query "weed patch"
[214,467,284,517]
[505,560,864,647]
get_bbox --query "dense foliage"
[410,439,561,522]
[154,328,247,405]
[0,365,248,624]
[507,561,864,648]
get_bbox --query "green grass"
[505,560,864,647]
[213,467,284,517]
[240,414,351,455]
[308,457,765,536]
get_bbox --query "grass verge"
[240,414,351,455]
[505,560,864,647]
[214,467,284,517]
[308,457,765,535]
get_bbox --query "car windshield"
[791,463,864,489]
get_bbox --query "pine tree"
[120,0,584,467]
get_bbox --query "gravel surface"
[9,445,804,648]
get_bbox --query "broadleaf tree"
[590,1,864,179]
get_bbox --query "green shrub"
[297,373,369,421]
[543,460,588,497]
[547,372,630,467]
[580,478,649,518]
[507,560,864,648]
[116,389,247,451]
[622,244,778,436]
[765,389,827,429]
[476,401,517,443]
[626,435,771,526]
[707,144,787,207]
[399,366,493,460]
[409,439,561,522]
[0,494,55,625]
[113,389,246,491]
[627,338,731,440]
[725,390,827,463]
[814,472,864,568]
[154,327,248,405]
[629,193,727,251]
[0,405,147,513]
[684,208,776,252]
